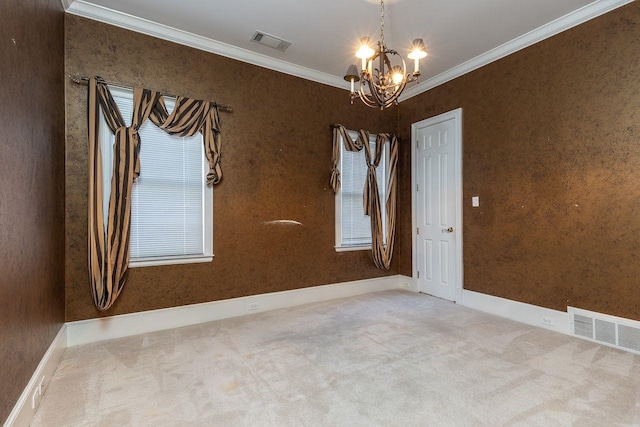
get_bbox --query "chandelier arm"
[360,77,393,109]
[358,79,382,108]
[361,81,400,109]
[358,93,381,109]
[362,64,385,105]
[383,79,407,105]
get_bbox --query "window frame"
[334,130,389,252]
[99,86,214,268]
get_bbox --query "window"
[335,130,388,251]
[99,87,213,267]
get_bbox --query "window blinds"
[102,89,207,260]
[339,139,387,247]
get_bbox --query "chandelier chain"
[380,0,384,46]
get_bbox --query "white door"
[412,109,462,302]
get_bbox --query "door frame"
[411,108,464,303]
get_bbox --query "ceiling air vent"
[251,31,291,52]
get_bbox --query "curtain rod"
[68,74,233,113]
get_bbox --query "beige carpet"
[32,290,640,426]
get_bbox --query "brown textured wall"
[0,0,65,422]
[398,2,640,319]
[65,15,397,321]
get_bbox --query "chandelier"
[344,0,428,109]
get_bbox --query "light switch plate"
[472,196,479,207]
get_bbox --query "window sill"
[335,245,371,253]
[129,254,214,268]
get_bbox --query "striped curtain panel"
[331,125,398,270]
[87,77,223,310]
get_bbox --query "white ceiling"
[64,0,631,99]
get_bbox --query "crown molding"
[64,0,632,99]
[399,0,635,102]
[63,0,349,91]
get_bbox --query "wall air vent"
[251,31,291,52]
[594,319,616,345]
[573,314,593,339]
[619,324,640,353]
[568,307,640,356]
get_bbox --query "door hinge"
[416,183,419,192]
[417,227,420,235]
[417,271,420,279]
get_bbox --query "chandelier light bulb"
[355,37,375,59]
[407,39,428,60]
[408,38,428,75]
[391,66,404,85]
[356,37,375,71]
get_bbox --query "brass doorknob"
[443,227,454,233]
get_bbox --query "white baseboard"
[399,275,419,292]
[67,275,406,347]
[461,289,571,335]
[4,324,67,427]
